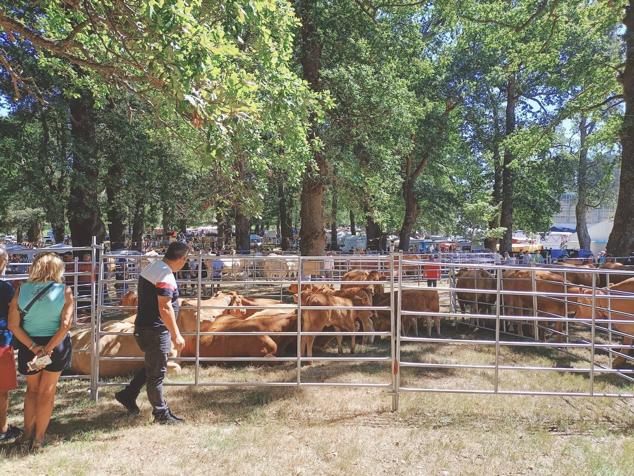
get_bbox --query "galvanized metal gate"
[87,250,634,410]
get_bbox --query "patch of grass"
[1,318,633,475]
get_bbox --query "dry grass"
[2,324,634,476]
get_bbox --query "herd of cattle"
[69,261,634,378]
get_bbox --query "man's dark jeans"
[121,327,171,417]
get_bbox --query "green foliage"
[0,0,625,243]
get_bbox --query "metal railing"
[13,244,628,408]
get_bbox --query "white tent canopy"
[565,220,613,254]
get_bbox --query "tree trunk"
[500,75,517,254]
[364,197,383,252]
[27,220,42,243]
[51,222,65,243]
[38,110,67,244]
[576,115,592,251]
[278,181,292,251]
[162,204,175,238]
[399,178,419,252]
[131,199,144,251]
[177,219,187,235]
[217,210,227,250]
[607,4,634,256]
[106,160,126,250]
[484,145,502,251]
[297,1,326,256]
[234,208,250,254]
[68,91,105,246]
[350,210,356,235]
[330,185,338,251]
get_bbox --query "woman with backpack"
[8,252,74,451]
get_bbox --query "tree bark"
[131,198,144,251]
[68,91,105,246]
[365,215,383,252]
[234,208,250,254]
[500,75,517,254]
[484,144,502,252]
[607,4,634,256]
[350,210,356,235]
[162,204,175,238]
[297,1,326,256]
[278,181,292,251]
[38,110,67,243]
[330,184,339,251]
[106,160,126,250]
[27,220,42,243]
[576,115,592,251]
[399,178,419,252]
[398,148,428,252]
[216,210,227,250]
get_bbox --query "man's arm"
[157,295,185,351]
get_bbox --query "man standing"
[115,242,188,424]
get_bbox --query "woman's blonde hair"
[0,247,7,274]
[28,252,64,283]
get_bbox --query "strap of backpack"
[19,282,56,315]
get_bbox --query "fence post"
[393,251,403,411]
[73,256,79,326]
[390,247,397,411]
[531,268,539,341]
[296,255,302,386]
[195,252,203,387]
[607,273,613,369]
[91,237,101,402]
[494,267,501,394]
[590,272,596,396]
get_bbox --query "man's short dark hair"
[165,241,189,261]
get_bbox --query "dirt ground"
[2,327,633,476]
[3,276,633,475]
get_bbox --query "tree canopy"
[0,0,628,254]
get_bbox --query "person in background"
[423,258,441,287]
[211,252,223,294]
[0,248,21,443]
[8,253,74,451]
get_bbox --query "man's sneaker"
[114,390,140,416]
[154,411,184,425]
[0,425,22,442]
[167,409,185,422]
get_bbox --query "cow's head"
[574,288,608,320]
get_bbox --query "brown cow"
[289,283,375,347]
[287,283,334,299]
[550,262,596,287]
[180,312,297,359]
[179,292,241,335]
[120,290,138,316]
[341,270,385,295]
[502,269,580,339]
[332,286,376,345]
[71,318,180,376]
[300,291,357,360]
[598,263,634,287]
[575,277,634,368]
[223,294,283,318]
[455,268,497,316]
[374,289,440,337]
